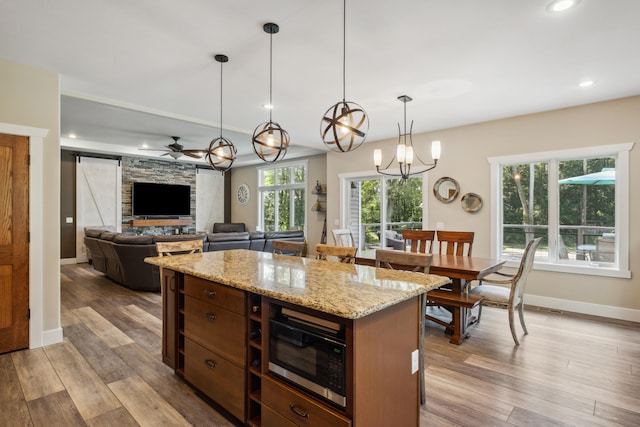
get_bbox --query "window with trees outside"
[258,161,306,232]
[489,143,632,278]
[340,174,425,258]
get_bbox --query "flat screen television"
[132,182,191,217]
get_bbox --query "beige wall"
[327,96,640,320]
[231,154,327,253]
[0,58,61,335]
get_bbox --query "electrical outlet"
[411,349,419,374]
[436,222,444,230]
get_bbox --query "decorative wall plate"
[433,177,460,203]
[237,183,250,205]
[461,192,483,212]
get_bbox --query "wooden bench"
[425,289,484,343]
[427,289,484,308]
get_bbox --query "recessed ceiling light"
[142,143,149,148]
[262,104,273,109]
[578,80,594,88]
[68,133,77,139]
[547,0,580,13]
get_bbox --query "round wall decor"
[461,192,483,213]
[237,184,250,205]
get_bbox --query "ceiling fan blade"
[184,152,204,159]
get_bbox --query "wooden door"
[0,133,30,353]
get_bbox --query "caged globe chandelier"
[252,22,290,163]
[205,54,237,172]
[320,0,369,152]
[373,95,441,180]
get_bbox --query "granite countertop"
[145,249,450,319]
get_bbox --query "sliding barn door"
[0,133,30,353]
[196,168,224,233]
[76,157,122,263]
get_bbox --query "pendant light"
[320,0,369,152]
[373,95,441,180]
[252,22,290,163]
[205,54,237,172]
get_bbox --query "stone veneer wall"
[121,157,197,233]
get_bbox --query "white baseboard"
[60,258,78,265]
[35,327,63,348]
[526,294,640,323]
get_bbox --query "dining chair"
[469,237,542,346]
[402,230,436,254]
[271,239,306,257]
[375,248,432,405]
[436,230,474,256]
[315,243,357,264]
[155,239,204,288]
[155,239,204,257]
[332,228,355,247]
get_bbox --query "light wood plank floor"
[2,263,639,426]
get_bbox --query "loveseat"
[84,225,305,291]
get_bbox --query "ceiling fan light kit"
[252,22,290,163]
[205,54,237,172]
[139,136,204,159]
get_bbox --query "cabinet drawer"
[184,275,245,315]
[184,295,246,366]
[262,404,298,427]
[184,338,245,422]
[263,375,351,427]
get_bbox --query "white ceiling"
[2,0,639,166]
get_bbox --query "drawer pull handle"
[203,289,217,298]
[205,359,217,369]
[205,313,217,321]
[289,404,309,419]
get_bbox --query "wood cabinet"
[161,269,179,368]
[181,275,247,421]
[246,294,264,426]
[262,375,351,427]
[163,271,422,426]
[184,337,245,421]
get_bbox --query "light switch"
[334,219,340,226]
[411,349,419,374]
[65,217,74,224]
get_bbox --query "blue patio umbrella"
[558,168,615,185]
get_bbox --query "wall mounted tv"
[132,182,191,218]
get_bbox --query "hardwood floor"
[2,263,639,426]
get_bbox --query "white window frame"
[257,159,308,232]
[338,170,429,253]
[489,143,633,278]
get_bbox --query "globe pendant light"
[205,54,237,172]
[252,23,290,163]
[320,0,369,152]
[373,95,441,180]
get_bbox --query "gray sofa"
[84,225,305,291]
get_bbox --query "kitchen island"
[146,249,449,427]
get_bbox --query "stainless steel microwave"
[268,313,347,407]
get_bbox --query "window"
[258,161,307,232]
[489,143,632,278]
[339,173,426,257]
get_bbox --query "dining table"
[427,254,506,344]
[355,253,505,344]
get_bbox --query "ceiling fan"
[139,136,205,159]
